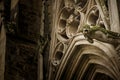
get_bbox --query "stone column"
[0,15,6,80]
[18,0,42,42]
[0,1,6,80]
[19,0,43,80]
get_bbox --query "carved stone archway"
[49,0,120,80]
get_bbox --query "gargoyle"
[81,24,120,44]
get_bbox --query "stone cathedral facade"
[47,0,120,80]
[0,0,120,80]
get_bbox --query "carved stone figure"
[81,24,120,44]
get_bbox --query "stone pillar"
[18,0,42,42]
[18,0,43,80]
[0,14,6,80]
[0,1,6,80]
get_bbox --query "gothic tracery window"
[49,0,120,80]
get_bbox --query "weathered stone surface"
[5,37,38,80]
[18,0,42,43]
[0,25,6,80]
[4,0,46,80]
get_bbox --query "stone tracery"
[49,0,120,80]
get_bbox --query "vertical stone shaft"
[0,14,6,80]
